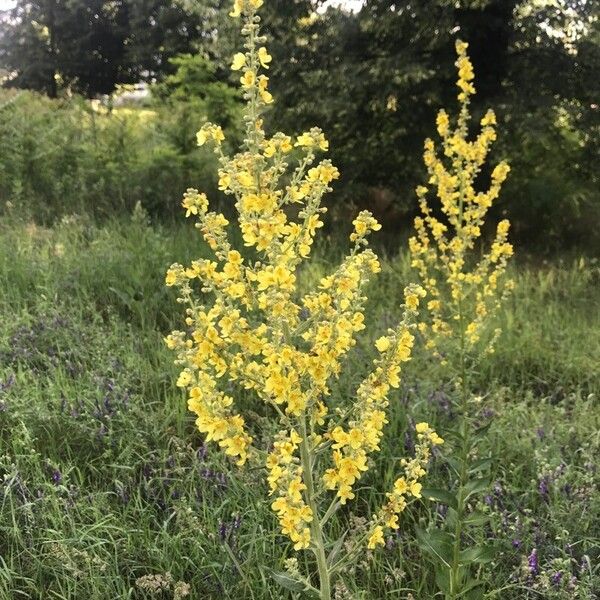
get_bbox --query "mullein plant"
[408,41,514,598]
[164,1,443,598]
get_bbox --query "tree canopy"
[0,0,597,247]
[0,0,203,96]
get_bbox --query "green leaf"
[108,286,132,309]
[416,527,454,566]
[327,532,347,569]
[459,545,497,564]
[473,422,493,441]
[445,507,458,529]
[462,477,490,500]
[463,511,490,526]
[461,578,486,594]
[444,429,466,445]
[464,582,485,600]
[421,487,458,509]
[435,566,451,594]
[468,458,493,473]
[446,456,462,475]
[265,568,307,592]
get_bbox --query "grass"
[0,213,598,599]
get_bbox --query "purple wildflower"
[528,549,539,577]
[538,476,550,502]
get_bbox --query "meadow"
[0,212,598,599]
[0,1,599,598]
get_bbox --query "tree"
[0,0,203,97]
[262,0,599,248]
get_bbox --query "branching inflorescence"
[408,41,515,599]
[165,1,442,596]
[409,40,514,360]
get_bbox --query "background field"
[0,214,598,599]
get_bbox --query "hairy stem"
[300,418,331,600]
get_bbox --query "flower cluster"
[409,40,514,357]
[165,0,442,577]
[368,422,444,549]
[323,287,425,504]
[267,430,313,550]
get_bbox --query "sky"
[322,0,364,10]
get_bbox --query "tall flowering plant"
[409,40,514,361]
[165,1,442,597]
[408,41,514,598]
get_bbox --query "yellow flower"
[196,129,207,146]
[350,210,381,242]
[367,526,385,550]
[481,109,496,127]
[436,110,449,137]
[197,125,225,146]
[405,292,420,311]
[165,270,177,286]
[375,337,390,352]
[257,75,273,104]
[409,481,422,498]
[229,0,242,17]
[258,47,272,69]
[241,70,255,88]
[231,52,246,71]
[409,39,513,359]
[167,0,444,563]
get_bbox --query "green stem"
[299,418,331,600]
[448,189,471,599]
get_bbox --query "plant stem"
[300,418,331,600]
[448,279,474,600]
[447,160,472,600]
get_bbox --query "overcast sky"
[322,0,364,10]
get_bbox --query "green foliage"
[152,53,241,130]
[262,0,599,251]
[0,0,203,97]
[0,1,597,250]
[0,89,240,221]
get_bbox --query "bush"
[0,89,240,222]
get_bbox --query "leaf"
[446,456,462,475]
[445,507,458,529]
[435,566,451,594]
[463,511,490,526]
[443,429,466,445]
[416,527,454,566]
[473,422,493,441]
[265,568,307,593]
[327,532,347,569]
[464,581,486,600]
[462,478,490,500]
[421,487,459,509]
[108,286,132,308]
[468,458,493,473]
[461,578,484,597]
[459,545,497,564]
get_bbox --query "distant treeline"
[0,1,598,251]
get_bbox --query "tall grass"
[0,215,598,598]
